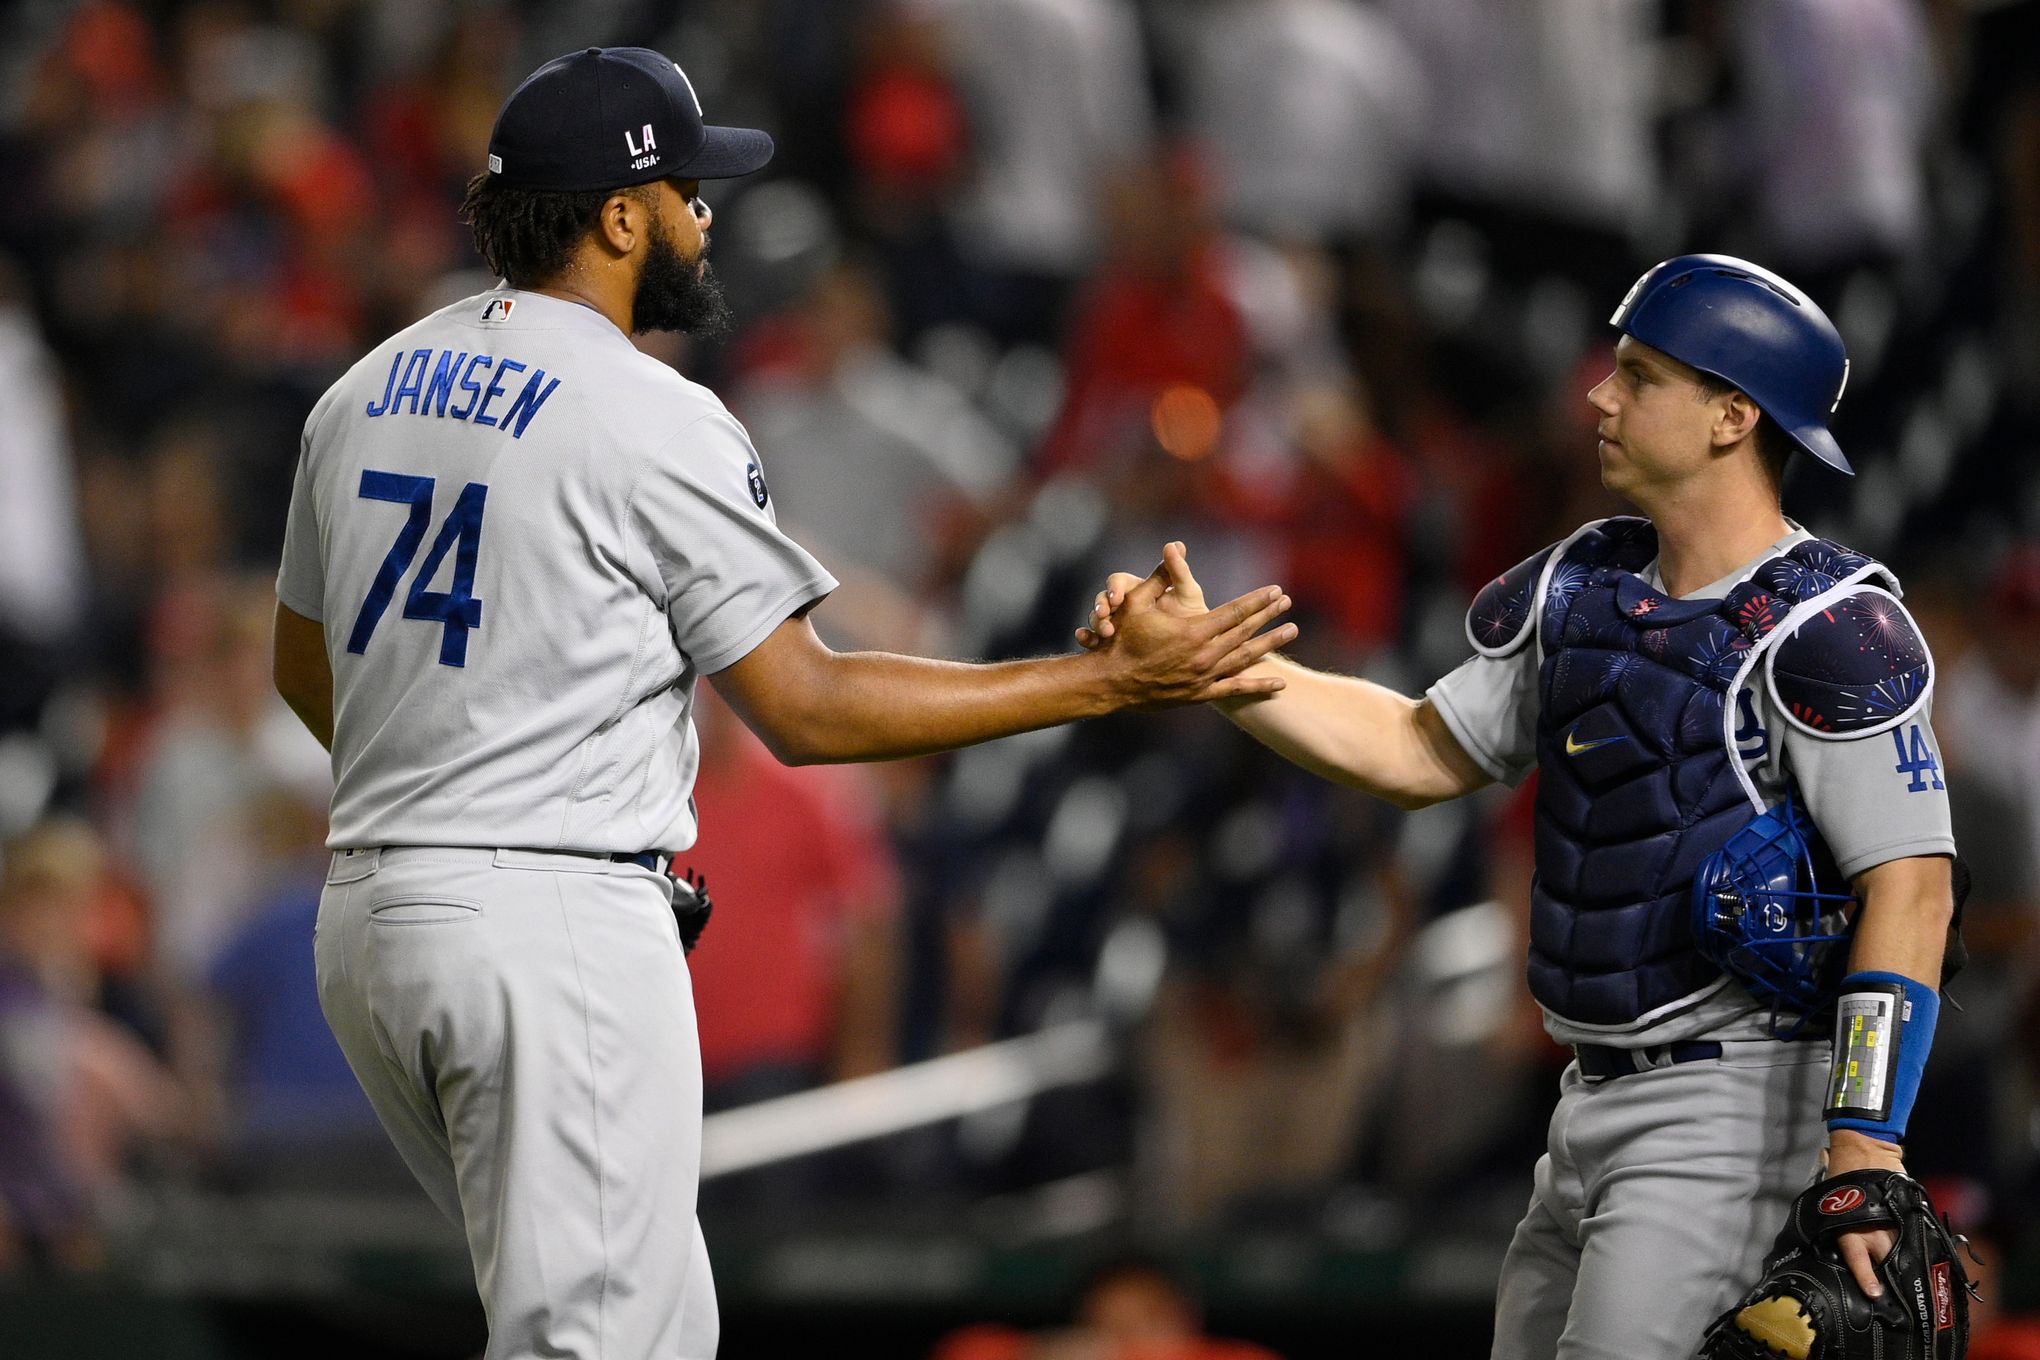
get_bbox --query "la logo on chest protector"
[625,123,658,169]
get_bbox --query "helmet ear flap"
[1692,795,1859,1017]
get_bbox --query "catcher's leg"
[1548,1043,1830,1360]
[1491,1155,1585,1360]
[1493,1065,1595,1360]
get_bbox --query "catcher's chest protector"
[1520,518,1887,1026]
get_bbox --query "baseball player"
[269,47,1296,1360]
[1084,256,1963,1358]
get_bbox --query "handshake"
[1071,540,1296,709]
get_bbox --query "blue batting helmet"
[1610,254,1853,474]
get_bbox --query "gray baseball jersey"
[1428,525,1955,1046]
[278,287,837,855]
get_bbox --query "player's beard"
[632,209,733,338]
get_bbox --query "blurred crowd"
[0,0,2037,1329]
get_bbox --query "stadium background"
[0,0,2036,1356]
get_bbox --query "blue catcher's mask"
[1692,795,1858,1019]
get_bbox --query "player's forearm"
[748,647,1128,764]
[1826,855,1955,1165]
[724,589,1292,763]
[1844,855,1954,987]
[1214,656,1487,809]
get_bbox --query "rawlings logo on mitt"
[1702,1170,1978,1360]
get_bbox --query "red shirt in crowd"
[684,715,900,1085]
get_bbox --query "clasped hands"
[1077,541,1292,706]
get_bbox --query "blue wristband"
[1825,970,1939,1144]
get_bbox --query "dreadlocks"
[460,173,653,288]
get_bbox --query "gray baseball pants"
[315,846,717,1359]
[1490,1040,1831,1360]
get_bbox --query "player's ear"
[1714,389,1762,450]
[594,192,642,258]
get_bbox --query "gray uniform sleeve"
[1426,648,1541,787]
[632,409,838,675]
[276,439,325,621]
[1773,691,1957,879]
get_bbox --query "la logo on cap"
[626,123,658,170]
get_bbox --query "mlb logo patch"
[480,298,516,323]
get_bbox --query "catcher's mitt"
[673,868,713,955]
[1702,1170,1977,1360]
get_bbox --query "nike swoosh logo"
[1565,732,1631,755]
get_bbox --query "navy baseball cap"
[485,47,774,192]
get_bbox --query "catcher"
[1083,256,1977,1359]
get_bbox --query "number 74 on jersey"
[345,470,489,668]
